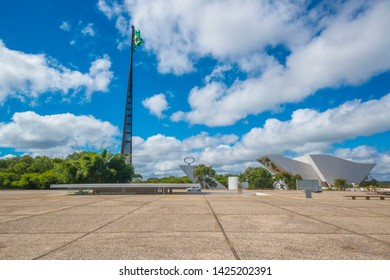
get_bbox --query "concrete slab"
[322,200,389,208]
[0,233,84,259]
[206,199,260,206]
[211,205,291,215]
[253,199,318,207]
[39,232,235,260]
[157,195,206,201]
[18,200,101,208]
[132,205,212,215]
[113,195,164,203]
[149,200,209,207]
[218,214,348,233]
[0,214,122,233]
[370,235,390,244]
[0,206,70,215]
[227,232,390,259]
[281,206,385,217]
[356,207,390,216]
[97,214,220,233]
[0,190,389,260]
[0,216,29,223]
[88,200,145,206]
[51,205,140,215]
[315,216,390,234]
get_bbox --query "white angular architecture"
[257,154,375,187]
[179,165,226,189]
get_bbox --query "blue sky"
[0,0,389,180]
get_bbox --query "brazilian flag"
[133,30,143,51]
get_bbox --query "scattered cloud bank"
[2,92,389,179]
[1,1,388,183]
[174,0,390,126]
[133,94,390,179]
[98,0,390,127]
[0,40,113,104]
[110,0,312,75]
[95,0,390,178]
[0,111,119,156]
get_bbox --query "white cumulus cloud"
[1,93,390,180]
[98,0,311,75]
[142,93,169,119]
[234,93,390,157]
[0,40,113,103]
[132,132,239,177]
[0,111,119,156]
[176,0,390,126]
[98,0,390,127]
[133,93,390,179]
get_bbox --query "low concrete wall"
[50,183,200,195]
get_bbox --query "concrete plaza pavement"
[0,189,389,260]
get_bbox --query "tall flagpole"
[121,25,135,165]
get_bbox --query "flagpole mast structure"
[121,25,135,165]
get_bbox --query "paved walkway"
[0,190,389,259]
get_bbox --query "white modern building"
[179,165,226,189]
[257,154,375,187]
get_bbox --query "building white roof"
[258,154,375,186]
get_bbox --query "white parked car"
[186,186,202,192]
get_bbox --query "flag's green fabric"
[133,30,143,51]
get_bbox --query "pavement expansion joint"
[204,195,241,260]
[32,196,167,260]
[1,191,389,259]
[247,196,390,246]
[0,199,107,225]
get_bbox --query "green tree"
[62,160,78,183]
[39,170,66,188]
[70,151,135,183]
[26,156,53,173]
[0,151,136,189]
[273,171,302,190]
[0,172,19,188]
[66,152,82,161]
[359,175,378,188]
[106,153,134,183]
[239,167,273,189]
[12,173,41,189]
[10,155,34,174]
[193,164,217,188]
[12,162,30,175]
[0,158,9,170]
[334,178,349,190]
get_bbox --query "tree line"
[0,152,303,189]
[0,150,136,189]
[0,153,312,190]
[192,164,302,189]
